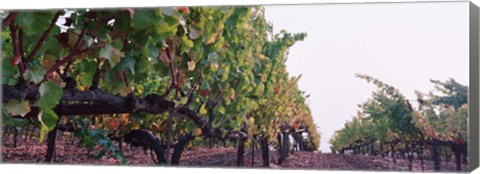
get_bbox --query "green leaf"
[107,81,131,97]
[113,13,132,32]
[254,84,265,96]
[173,97,189,108]
[40,109,59,131]
[16,12,56,36]
[181,34,194,54]
[203,19,216,44]
[233,116,243,131]
[220,65,230,82]
[84,136,95,150]
[95,149,107,160]
[2,56,19,85]
[2,113,29,128]
[116,55,136,74]
[4,100,31,117]
[24,66,46,83]
[200,80,211,91]
[135,56,151,74]
[154,22,178,40]
[131,10,158,30]
[42,31,63,57]
[39,124,48,142]
[38,81,63,110]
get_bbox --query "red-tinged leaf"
[199,89,210,96]
[10,55,22,66]
[110,118,119,129]
[177,7,190,14]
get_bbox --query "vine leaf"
[38,109,59,142]
[218,106,225,115]
[116,55,136,74]
[248,117,255,125]
[187,60,196,71]
[4,100,31,117]
[155,24,178,40]
[100,44,125,68]
[181,34,194,54]
[193,128,202,136]
[24,66,46,84]
[38,81,63,110]
[41,109,58,131]
[131,10,157,30]
[189,26,201,40]
[41,54,57,69]
[199,104,207,115]
[16,12,54,36]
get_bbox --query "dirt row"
[0,136,470,172]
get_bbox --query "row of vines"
[329,74,468,171]
[1,6,320,165]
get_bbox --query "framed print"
[1,0,479,173]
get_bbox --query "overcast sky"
[264,2,469,152]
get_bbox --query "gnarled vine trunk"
[431,142,441,171]
[237,137,245,166]
[261,137,269,167]
[390,143,396,164]
[171,133,195,165]
[124,129,166,165]
[45,117,61,162]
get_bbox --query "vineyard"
[1,6,320,167]
[330,75,469,172]
[0,6,469,172]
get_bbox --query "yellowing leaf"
[155,22,178,39]
[193,128,202,136]
[67,31,80,48]
[100,44,125,68]
[256,53,266,60]
[229,88,236,100]
[39,124,48,142]
[218,106,225,114]
[41,54,57,69]
[220,65,229,82]
[181,34,194,53]
[205,32,218,44]
[4,100,31,117]
[199,104,207,115]
[187,60,196,71]
[248,117,255,125]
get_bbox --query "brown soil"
[1,134,469,172]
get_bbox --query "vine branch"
[9,21,25,76]
[2,12,18,29]
[26,11,62,61]
[39,35,123,85]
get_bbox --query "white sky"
[264,2,469,152]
